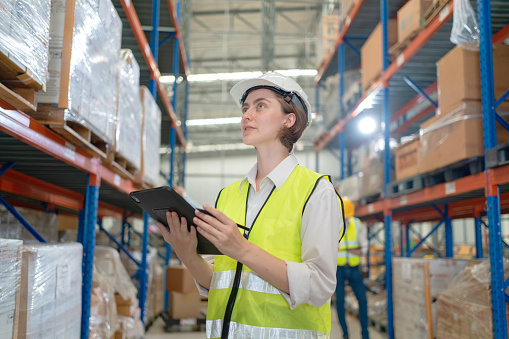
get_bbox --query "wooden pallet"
[486,141,509,169]
[105,150,139,182]
[422,156,485,187]
[389,29,423,57]
[33,105,111,159]
[0,50,43,112]
[424,0,450,27]
[360,191,383,206]
[388,174,425,197]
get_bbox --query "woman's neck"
[254,145,289,191]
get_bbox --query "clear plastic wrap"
[140,86,162,187]
[337,173,363,202]
[116,315,145,339]
[450,0,480,51]
[115,49,143,171]
[18,243,83,338]
[89,264,119,339]
[94,246,138,301]
[392,257,471,339]
[0,206,59,243]
[437,260,509,338]
[0,0,51,87]
[39,0,122,146]
[0,238,23,339]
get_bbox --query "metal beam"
[261,0,276,71]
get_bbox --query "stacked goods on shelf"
[392,257,473,339]
[322,15,339,57]
[138,86,162,187]
[394,135,420,181]
[339,0,357,26]
[0,206,59,243]
[337,172,363,203]
[324,70,362,127]
[36,0,122,159]
[436,260,509,338]
[17,243,83,338]
[419,44,509,174]
[90,269,119,339]
[0,0,50,111]
[166,265,203,319]
[0,239,22,339]
[390,0,433,55]
[360,20,398,92]
[107,49,143,179]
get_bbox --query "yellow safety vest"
[337,217,361,267]
[207,165,332,339]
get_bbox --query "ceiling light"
[159,75,184,84]
[186,117,242,126]
[359,117,376,134]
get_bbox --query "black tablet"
[129,186,221,255]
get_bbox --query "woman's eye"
[257,103,265,109]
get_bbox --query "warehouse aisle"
[145,307,388,339]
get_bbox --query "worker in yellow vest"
[336,197,369,339]
[155,72,343,338]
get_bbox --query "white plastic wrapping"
[0,206,59,243]
[116,315,145,339]
[39,0,122,146]
[450,0,480,51]
[115,49,143,171]
[18,243,83,338]
[89,264,119,339]
[140,86,162,186]
[0,238,23,339]
[0,0,51,87]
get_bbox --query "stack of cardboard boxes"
[166,265,204,320]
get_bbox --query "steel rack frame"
[314,0,509,337]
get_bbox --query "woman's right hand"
[154,211,199,263]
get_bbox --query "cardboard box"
[419,101,509,173]
[397,0,433,43]
[394,136,420,181]
[361,20,398,92]
[437,44,509,116]
[168,292,202,319]
[167,266,198,293]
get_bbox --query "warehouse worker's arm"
[154,212,214,289]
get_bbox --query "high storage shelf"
[314,0,509,338]
[0,1,189,338]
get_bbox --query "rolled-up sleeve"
[280,179,342,309]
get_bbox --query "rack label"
[439,4,450,22]
[368,205,374,213]
[145,44,151,57]
[114,174,121,186]
[125,0,130,7]
[445,182,456,195]
[346,16,351,26]
[400,195,408,205]
[64,142,76,161]
[397,54,405,66]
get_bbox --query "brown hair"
[275,95,308,152]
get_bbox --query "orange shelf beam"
[493,23,509,44]
[315,0,367,84]
[119,0,187,148]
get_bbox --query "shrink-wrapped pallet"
[112,49,142,172]
[0,207,58,243]
[0,238,23,339]
[89,265,119,339]
[37,0,122,151]
[0,0,51,89]
[18,243,83,338]
[139,86,162,187]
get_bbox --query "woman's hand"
[154,211,199,263]
[194,205,250,260]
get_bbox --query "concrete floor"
[145,307,388,339]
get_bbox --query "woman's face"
[240,88,290,149]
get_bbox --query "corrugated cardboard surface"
[397,0,433,42]
[168,292,202,319]
[166,266,198,294]
[394,136,420,181]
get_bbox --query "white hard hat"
[230,72,312,127]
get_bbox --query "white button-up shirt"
[197,153,342,309]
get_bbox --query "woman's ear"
[284,113,296,128]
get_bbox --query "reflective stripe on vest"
[207,319,330,339]
[337,217,361,267]
[208,165,334,338]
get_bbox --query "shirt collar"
[239,153,299,192]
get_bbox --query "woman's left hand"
[194,205,250,260]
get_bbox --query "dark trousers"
[335,265,369,339]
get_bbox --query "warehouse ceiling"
[114,0,337,154]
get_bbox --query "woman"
[155,72,343,339]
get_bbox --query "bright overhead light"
[186,117,242,126]
[359,117,376,134]
[160,69,318,84]
[159,75,184,84]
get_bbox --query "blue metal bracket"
[131,270,140,280]
[431,204,447,219]
[98,222,141,267]
[159,32,176,47]
[0,194,47,242]
[139,212,150,323]
[369,225,384,243]
[0,161,15,177]
[474,217,483,258]
[403,76,438,108]
[343,38,361,57]
[406,220,444,257]
[408,225,442,257]
[495,113,509,133]
[495,88,509,109]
